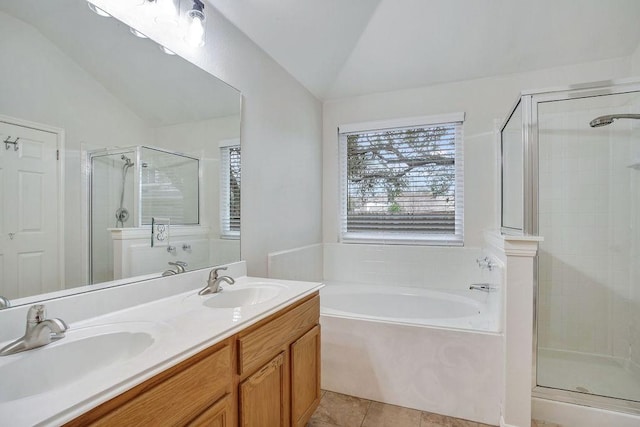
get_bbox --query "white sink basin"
[203,284,284,309]
[0,322,163,403]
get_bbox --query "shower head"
[589,114,640,128]
[121,154,134,167]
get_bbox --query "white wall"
[92,0,323,277]
[0,11,153,287]
[323,56,633,253]
[632,42,640,75]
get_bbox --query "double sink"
[0,278,288,407]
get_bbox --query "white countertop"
[0,275,322,426]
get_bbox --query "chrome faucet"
[162,261,188,276]
[0,304,69,356]
[0,295,10,310]
[469,283,497,292]
[198,267,235,295]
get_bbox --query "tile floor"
[307,390,561,427]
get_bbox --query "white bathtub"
[320,281,503,425]
[321,282,500,332]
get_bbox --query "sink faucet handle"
[27,304,46,324]
[209,266,228,280]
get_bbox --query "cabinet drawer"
[238,294,319,376]
[79,343,231,426]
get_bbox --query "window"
[220,142,241,238]
[339,113,464,245]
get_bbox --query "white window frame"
[338,113,464,246]
[219,139,240,239]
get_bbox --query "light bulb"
[87,2,110,17]
[186,15,205,47]
[155,0,178,24]
[130,27,148,38]
[159,45,176,55]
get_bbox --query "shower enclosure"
[500,78,640,414]
[88,146,199,284]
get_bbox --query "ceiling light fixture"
[86,0,207,51]
[155,0,179,24]
[185,0,206,47]
[87,2,111,17]
[159,44,177,55]
[130,27,149,38]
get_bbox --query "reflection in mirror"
[0,0,241,306]
[501,101,523,232]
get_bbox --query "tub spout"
[469,283,497,292]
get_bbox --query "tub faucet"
[476,256,495,271]
[198,267,235,295]
[0,304,69,356]
[469,283,497,292]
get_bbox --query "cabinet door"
[291,325,321,427]
[189,394,232,427]
[239,352,286,427]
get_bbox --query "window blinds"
[220,145,241,237]
[339,120,464,245]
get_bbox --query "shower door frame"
[507,77,640,415]
[86,146,141,284]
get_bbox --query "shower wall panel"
[537,92,640,380]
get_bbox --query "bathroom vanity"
[67,294,320,427]
[0,264,322,427]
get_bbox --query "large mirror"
[0,0,241,306]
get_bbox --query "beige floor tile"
[449,418,480,427]
[532,420,561,427]
[307,420,341,427]
[308,390,371,427]
[362,401,422,427]
[420,411,452,427]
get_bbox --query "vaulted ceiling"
[212,0,640,100]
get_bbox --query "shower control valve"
[476,256,495,271]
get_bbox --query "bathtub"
[321,282,500,332]
[320,281,503,425]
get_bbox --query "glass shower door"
[536,90,640,403]
[90,149,137,284]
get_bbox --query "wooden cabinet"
[66,339,233,427]
[291,325,321,427]
[68,292,320,427]
[239,352,287,427]
[237,294,320,427]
